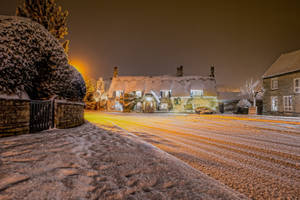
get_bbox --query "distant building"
[107,66,218,112]
[262,49,300,116]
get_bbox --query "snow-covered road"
[86,112,300,200]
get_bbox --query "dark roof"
[263,49,300,78]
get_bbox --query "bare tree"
[240,79,264,107]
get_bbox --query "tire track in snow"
[87,112,300,199]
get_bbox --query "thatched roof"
[108,75,217,97]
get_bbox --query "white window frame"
[294,78,300,93]
[190,89,204,97]
[283,96,293,112]
[115,90,123,98]
[160,90,171,98]
[271,78,278,90]
[271,96,278,111]
[135,91,142,97]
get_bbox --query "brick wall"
[263,71,300,117]
[54,101,85,129]
[0,98,30,136]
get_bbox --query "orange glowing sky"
[69,60,90,77]
[2,0,300,87]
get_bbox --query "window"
[115,90,123,98]
[283,96,293,112]
[294,78,300,93]
[271,78,278,90]
[160,90,171,98]
[271,96,278,111]
[190,90,204,97]
[135,91,142,97]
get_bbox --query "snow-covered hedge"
[0,16,85,101]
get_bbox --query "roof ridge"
[263,49,300,78]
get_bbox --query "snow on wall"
[108,75,217,97]
[0,16,85,101]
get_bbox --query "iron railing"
[30,100,52,133]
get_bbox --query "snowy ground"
[85,112,300,200]
[0,122,245,200]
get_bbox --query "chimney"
[113,66,118,78]
[210,65,215,78]
[176,65,183,77]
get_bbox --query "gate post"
[50,95,58,128]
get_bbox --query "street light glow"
[70,59,89,76]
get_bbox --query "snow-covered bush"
[237,99,251,108]
[0,16,85,101]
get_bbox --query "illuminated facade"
[107,67,218,112]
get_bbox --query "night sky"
[1,0,300,88]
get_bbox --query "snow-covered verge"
[0,122,246,200]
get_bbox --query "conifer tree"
[16,0,70,53]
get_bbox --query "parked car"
[195,106,214,114]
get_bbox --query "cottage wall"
[0,98,30,136]
[263,71,300,116]
[171,96,218,112]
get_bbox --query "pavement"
[85,111,300,200]
[0,121,245,200]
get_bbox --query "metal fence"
[30,100,52,133]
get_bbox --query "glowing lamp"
[145,97,153,102]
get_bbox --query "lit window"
[115,90,123,98]
[114,101,123,111]
[135,91,142,97]
[294,78,300,93]
[160,90,171,98]
[190,90,204,97]
[283,96,292,112]
[271,96,278,111]
[271,78,278,90]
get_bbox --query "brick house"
[262,49,300,116]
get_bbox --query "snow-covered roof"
[108,75,217,97]
[263,49,300,78]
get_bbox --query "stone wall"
[54,101,85,129]
[0,98,30,136]
[263,71,300,117]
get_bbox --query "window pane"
[136,91,142,97]
[288,97,292,106]
[295,79,299,87]
[160,90,171,98]
[191,90,203,96]
[271,96,278,111]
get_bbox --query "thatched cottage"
[107,67,218,112]
[263,49,300,116]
